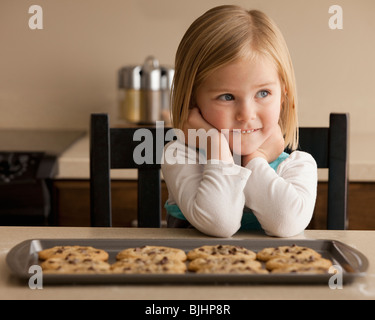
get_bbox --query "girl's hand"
[182,107,215,135]
[242,125,285,166]
[182,108,233,162]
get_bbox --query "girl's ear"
[280,84,287,109]
[282,91,287,106]
[189,97,198,109]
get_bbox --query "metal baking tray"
[6,238,368,285]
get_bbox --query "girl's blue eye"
[218,94,234,101]
[256,90,270,98]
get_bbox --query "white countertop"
[56,132,375,182]
[57,134,138,180]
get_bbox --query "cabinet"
[52,180,168,227]
[52,180,375,230]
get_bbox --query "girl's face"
[195,56,283,156]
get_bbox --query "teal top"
[165,152,290,231]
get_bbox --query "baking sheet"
[6,238,368,285]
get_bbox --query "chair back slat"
[298,128,329,168]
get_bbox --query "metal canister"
[118,56,174,124]
[161,66,174,125]
[118,65,141,123]
[139,56,162,124]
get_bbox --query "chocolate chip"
[157,257,169,265]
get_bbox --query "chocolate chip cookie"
[41,257,111,274]
[271,266,330,274]
[116,245,187,262]
[189,256,263,272]
[38,246,109,261]
[187,245,256,260]
[111,256,187,274]
[256,244,322,262]
[195,264,269,274]
[265,256,333,271]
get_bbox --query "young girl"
[161,5,317,238]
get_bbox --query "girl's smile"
[232,128,261,134]
[194,55,283,156]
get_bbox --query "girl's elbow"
[198,217,240,238]
[214,226,239,238]
[206,227,238,238]
[267,225,305,238]
[266,207,313,238]
[215,214,242,237]
[191,204,242,238]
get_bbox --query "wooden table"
[1,227,374,300]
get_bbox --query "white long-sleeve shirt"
[161,140,317,238]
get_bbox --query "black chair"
[297,113,349,230]
[90,113,349,230]
[90,113,172,227]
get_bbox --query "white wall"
[1,0,374,136]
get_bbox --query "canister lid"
[141,56,161,91]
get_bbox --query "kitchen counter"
[56,132,375,181]
[1,227,374,300]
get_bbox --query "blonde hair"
[171,5,299,150]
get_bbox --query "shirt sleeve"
[244,151,318,237]
[161,140,251,238]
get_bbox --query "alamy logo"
[328,265,343,289]
[28,5,43,30]
[328,5,343,30]
[28,265,43,289]
[27,5,342,31]
[132,122,242,173]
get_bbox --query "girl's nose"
[235,100,256,122]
